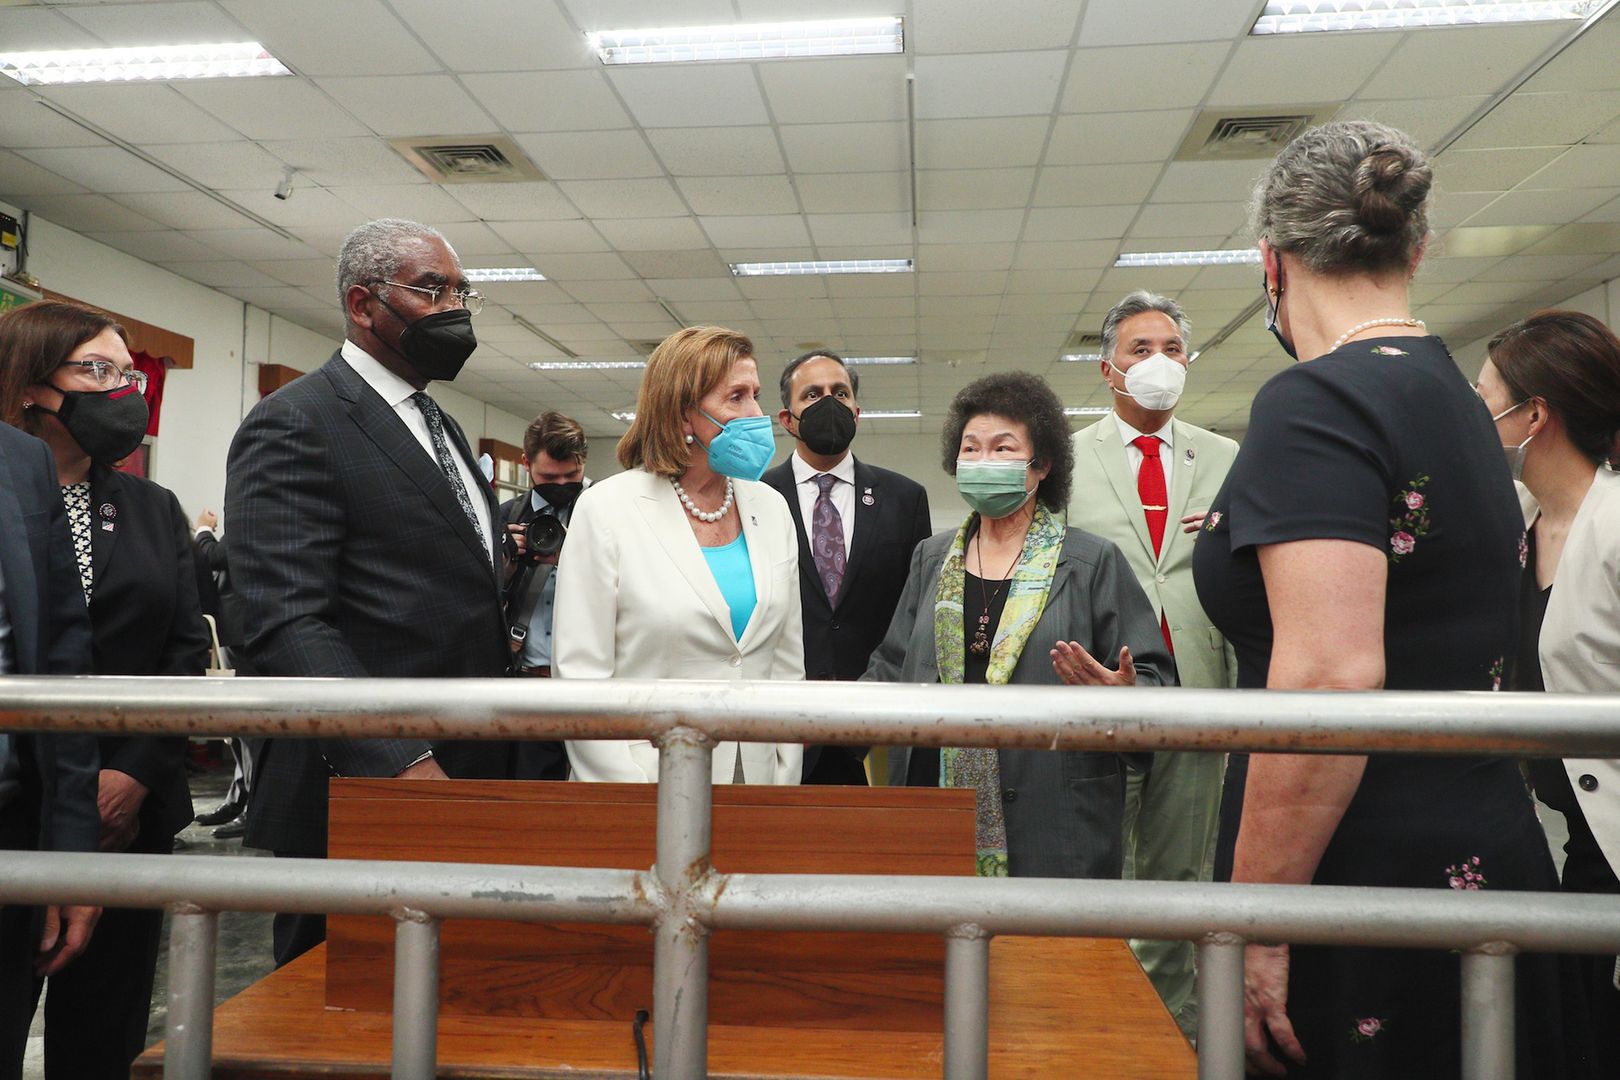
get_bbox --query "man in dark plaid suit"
[225,219,561,967]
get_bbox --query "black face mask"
[37,384,149,464]
[533,481,584,510]
[1261,260,1299,362]
[791,395,857,456]
[376,296,478,382]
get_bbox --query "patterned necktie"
[811,473,847,605]
[1132,434,1173,652]
[412,391,490,563]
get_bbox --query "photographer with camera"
[501,412,589,680]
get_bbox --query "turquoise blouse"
[700,532,756,641]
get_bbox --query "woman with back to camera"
[865,371,1172,879]
[1478,309,1620,1075]
[552,325,804,783]
[1191,122,1590,1077]
[0,300,209,1080]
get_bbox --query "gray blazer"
[865,522,1174,879]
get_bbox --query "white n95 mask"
[1110,352,1187,412]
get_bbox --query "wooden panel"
[326,781,974,1031]
[135,938,1195,1079]
[257,363,304,397]
[42,288,194,368]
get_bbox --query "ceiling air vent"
[1063,331,1102,350]
[1175,107,1338,162]
[388,135,545,184]
[628,339,665,356]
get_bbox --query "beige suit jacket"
[553,467,805,783]
[1067,415,1239,690]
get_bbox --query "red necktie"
[1133,434,1174,653]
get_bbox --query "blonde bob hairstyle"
[617,325,755,478]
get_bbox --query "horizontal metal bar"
[7,852,1620,956]
[4,675,1620,757]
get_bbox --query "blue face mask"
[697,409,775,482]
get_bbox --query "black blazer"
[225,351,522,856]
[193,527,246,656]
[761,455,931,783]
[86,463,211,842]
[0,424,98,854]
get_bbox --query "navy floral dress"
[1193,336,1591,1078]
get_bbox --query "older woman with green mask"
[864,371,1172,879]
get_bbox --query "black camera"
[505,510,566,563]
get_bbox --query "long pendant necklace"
[969,536,1023,657]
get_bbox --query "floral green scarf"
[933,503,1065,876]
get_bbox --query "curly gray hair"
[335,218,452,309]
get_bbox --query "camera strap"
[502,494,553,645]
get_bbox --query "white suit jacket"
[1067,415,1239,690]
[1539,467,1620,873]
[552,467,805,784]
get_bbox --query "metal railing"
[4,676,1620,1080]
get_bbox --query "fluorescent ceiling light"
[1059,353,1102,363]
[861,409,922,419]
[0,42,290,86]
[1252,0,1597,35]
[730,259,913,276]
[465,267,547,283]
[1114,249,1261,267]
[529,360,645,371]
[1065,406,1112,417]
[844,356,916,366]
[587,17,904,65]
[610,411,637,423]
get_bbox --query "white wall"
[1,204,531,523]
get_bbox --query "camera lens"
[527,513,566,558]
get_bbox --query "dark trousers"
[39,826,168,1080]
[0,815,39,1080]
[271,851,326,968]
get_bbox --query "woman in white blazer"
[553,325,804,784]
[1478,309,1620,1072]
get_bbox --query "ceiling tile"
[432,221,514,257]
[913,51,1068,120]
[806,213,912,247]
[259,138,423,186]
[619,250,732,278]
[0,151,87,197]
[1462,188,1614,229]
[675,175,800,216]
[389,0,593,72]
[248,258,341,287]
[110,190,263,231]
[917,168,1035,211]
[0,7,99,51]
[1151,160,1266,204]
[1079,0,1258,46]
[173,79,370,140]
[86,230,226,263]
[162,260,287,289]
[1033,163,1161,206]
[1452,91,1620,152]
[917,243,1017,271]
[555,178,688,218]
[0,99,107,150]
[1434,147,1563,194]
[1061,42,1230,113]
[18,146,192,194]
[918,209,1026,244]
[444,181,578,222]
[645,126,785,177]
[182,229,327,261]
[911,0,1083,54]
[642,278,742,302]
[594,216,709,250]
[462,70,632,132]
[1129,202,1247,240]
[513,130,663,181]
[699,215,811,248]
[217,186,365,230]
[1336,96,1494,152]
[490,220,609,253]
[915,118,1052,170]
[756,55,909,124]
[778,122,907,174]
[33,84,241,144]
[917,271,1007,296]
[220,0,441,77]
[1208,35,1401,108]
[1046,110,1194,166]
[532,252,638,280]
[328,183,477,223]
[61,1,252,46]
[314,75,496,138]
[1021,205,1138,242]
[1362,24,1569,100]
[794,172,908,214]
[143,141,294,191]
[609,65,771,128]
[1522,145,1620,190]
[1013,240,1117,270]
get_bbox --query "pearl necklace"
[1329,317,1426,354]
[671,476,734,523]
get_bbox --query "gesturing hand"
[1244,943,1307,1077]
[1050,641,1136,686]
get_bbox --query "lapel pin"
[101,521,114,531]
[862,487,875,506]
[1183,448,1195,467]
[99,502,116,519]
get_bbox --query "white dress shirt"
[1112,411,1176,508]
[790,450,856,553]
[340,340,493,553]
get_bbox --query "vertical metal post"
[391,909,440,1080]
[163,904,218,1080]
[1196,934,1246,1080]
[1461,947,1516,1080]
[654,726,714,1080]
[943,924,991,1080]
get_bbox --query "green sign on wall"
[0,278,41,314]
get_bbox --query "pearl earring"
[684,434,694,444]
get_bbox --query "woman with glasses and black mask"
[0,299,209,1080]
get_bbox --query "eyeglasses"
[58,359,148,394]
[374,280,485,316]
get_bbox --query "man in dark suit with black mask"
[763,351,932,784]
[226,218,540,967]
[0,423,100,1080]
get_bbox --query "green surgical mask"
[955,458,1033,519]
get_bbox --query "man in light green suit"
[1067,290,1237,1037]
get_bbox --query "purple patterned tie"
[811,473,847,605]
